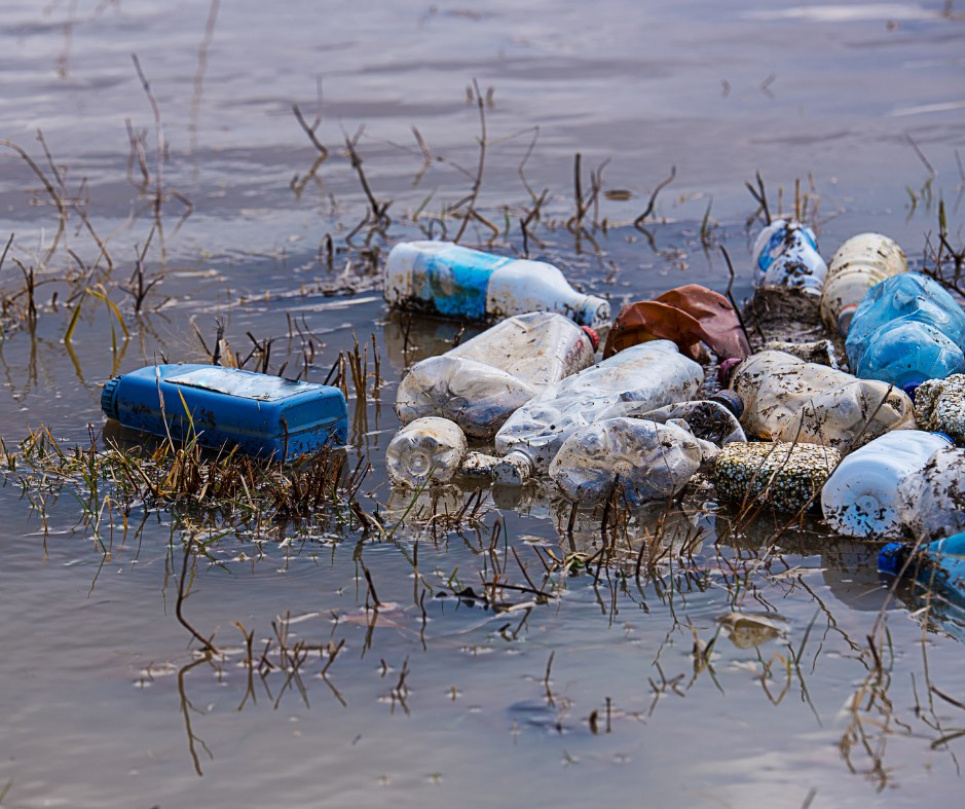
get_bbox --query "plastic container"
[385,417,468,488]
[915,374,965,443]
[493,340,704,484]
[879,532,965,608]
[715,441,841,513]
[394,312,597,439]
[820,430,952,538]
[819,233,907,336]
[383,241,610,328]
[101,364,347,461]
[730,349,915,450]
[635,392,747,448]
[548,418,706,506]
[895,444,965,543]
[845,272,965,394]
[752,219,828,296]
[602,284,751,363]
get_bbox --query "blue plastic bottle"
[879,532,965,609]
[845,273,965,394]
[101,364,348,461]
[752,219,827,295]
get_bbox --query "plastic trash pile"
[383,230,965,614]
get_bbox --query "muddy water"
[2,1,965,807]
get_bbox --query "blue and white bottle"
[384,241,610,328]
[752,219,828,295]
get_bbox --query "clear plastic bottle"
[384,241,610,327]
[895,444,965,543]
[845,272,965,393]
[820,430,952,538]
[548,418,707,506]
[385,417,468,488]
[819,233,907,336]
[638,392,747,448]
[394,311,597,439]
[752,219,828,295]
[730,349,915,450]
[493,340,704,484]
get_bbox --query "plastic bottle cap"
[580,326,600,351]
[709,390,745,419]
[717,357,743,387]
[877,542,907,576]
[932,431,955,445]
[901,382,920,399]
[101,376,121,420]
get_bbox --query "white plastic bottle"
[915,374,965,443]
[821,430,951,538]
[394,311,597,439]
[752,219,828,295]
[384,241,610,328]
[549,418,708,506]
[493,340,704,484]
[386,417,468,488]
[819,233,907,336]
[730,349,915,450]
[896,444,965,543]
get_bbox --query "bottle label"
[412,244,511,319]
[167,368,311,401]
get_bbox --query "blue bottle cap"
[932,431,955,445]
[877,542,906,576]
[101,376,121,420]
[901,382,920,399]
[710,390,744,419]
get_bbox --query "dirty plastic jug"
[493,340,704,484]
[394,311,597,439]
[820,430,952,539]
[602,284,751,363]
[383,241,610,328]
[730,349,915,450]
[819,233,907,336]
[915,374,965,444]
[548,418,708,506]
[845,272,965,393]
[385,417,469,488]
[894,444,965,543]
[752,219,828,295]
[879,532,965,609]
[101,364,347,461]
[715,441,841,514]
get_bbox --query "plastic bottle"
[878,532,965,609]
[894,444,965,543]
[819,233,907,336]
[820,430,952,538]
[752,219,828,295]
[385,417,469,488]
[548,418,708,506]
[394,312,597,439]
[915,374,965,444]
[602,284,751,363]
[730,349,915,450]
[101,364,347,462]
[636,391,747,448]
[493,340,704,484]
[715,441,841,514]
[383,241,610,328]
[845,273,965,393]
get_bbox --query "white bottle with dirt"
[729,349,915,450]
[394,311,597,439]
[821,429,952,538]
[384,241,610,328]
[896,444,965,543]
[492,340,704,484]
[819,233,907,336]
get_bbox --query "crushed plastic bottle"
[601,284,751,363]
[395,312,597,439]
[879,532,965,609]
[915,374,965,444]
[894,444,965,543]
[385,417,468,488]
[637,392,747,449]
[493,340,704,484]
[101,364,347,461]
[383,241,610,327]
[715,441,841,513]
[820,430,952,538]
[730,349,915,450]
[548,418,709,506]
[845,272,965,394]
[819,233,907,336]
[752,219,828,295]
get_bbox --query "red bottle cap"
[580,326,600,351]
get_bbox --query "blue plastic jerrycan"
[101,364,348,461]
